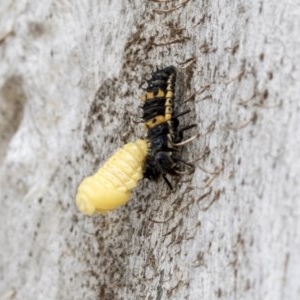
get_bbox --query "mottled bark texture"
[1,1,300,299]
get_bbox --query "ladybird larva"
[76,139,149,215]
[141,66,196,188]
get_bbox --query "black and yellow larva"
[76,139,149,215]
[141,66,196,188]
[76,66,195,215]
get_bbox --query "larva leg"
[179,124,197,133]
[177,158,195,172]
[174,134,198,147]
[172,109,191,119]
[162,175,173,190]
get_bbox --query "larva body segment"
[76,139,149,215]
[141,66,196,188]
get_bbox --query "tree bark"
[1,1,300,299]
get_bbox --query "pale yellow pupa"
[76,139,148,215]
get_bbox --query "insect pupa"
[76,139,149,215]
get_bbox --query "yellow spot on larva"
[156,89,165,98]
[165,114,172,120]
[165,91,173,99]
[145,115,166,128]
[141,89,165,101]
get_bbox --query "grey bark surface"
[1,1,300,300]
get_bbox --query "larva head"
[76,176,131,215]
